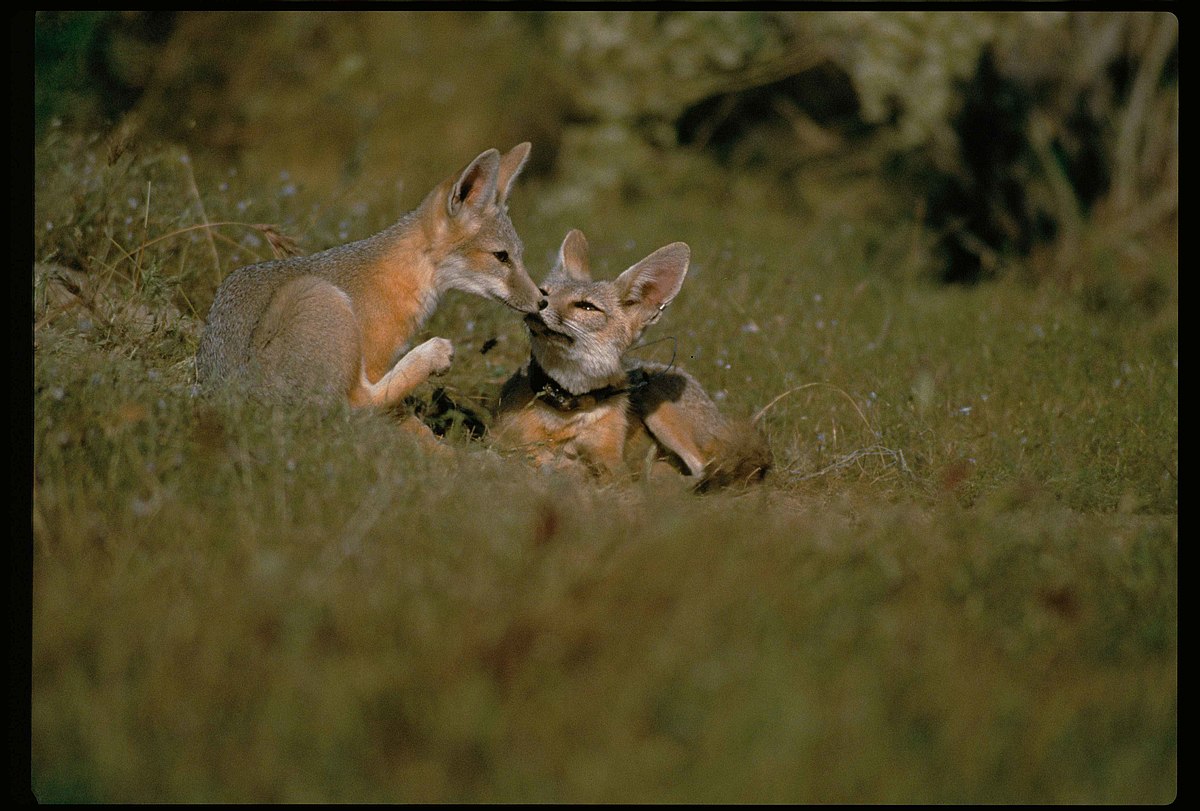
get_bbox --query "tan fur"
[495,372,635,478]
[493,230,772,489]
[633,362,773,490]
[196,143,542,409]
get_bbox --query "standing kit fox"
[196,143,542,408]
[493,229,772,489]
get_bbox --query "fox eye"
[493,250,510,264]
[574,301,600,312]
[538,287,549,296]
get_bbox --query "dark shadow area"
[676,59,866,169]
[35,11,178,135]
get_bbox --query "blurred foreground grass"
[32,118,1175,801]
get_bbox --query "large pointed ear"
[551,229,592,282]
[447,148,501,218]
[614,242,690,328]
[495,142,532,207]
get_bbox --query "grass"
[31,122,1176,802]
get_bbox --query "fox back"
[196,143,543,409]
[494,229,771,488]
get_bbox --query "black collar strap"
[527,357,650,412]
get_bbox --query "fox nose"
[537,299,548,311]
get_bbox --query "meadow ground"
[31,127,1176,802]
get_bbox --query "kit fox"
[195,143,543,409]
[493,229,771,489]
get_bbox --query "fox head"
[427,142,543,314]
[525,229,690,395]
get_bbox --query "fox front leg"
[349,336,454,410]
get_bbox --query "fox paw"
[413,337,454,377]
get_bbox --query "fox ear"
[615,242,690,327]
[552,229,592,282]
[448,148,501,218]
[496,142,531,207]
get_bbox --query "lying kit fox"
[493,229,771,490]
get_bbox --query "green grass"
[32,128,1176,802]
